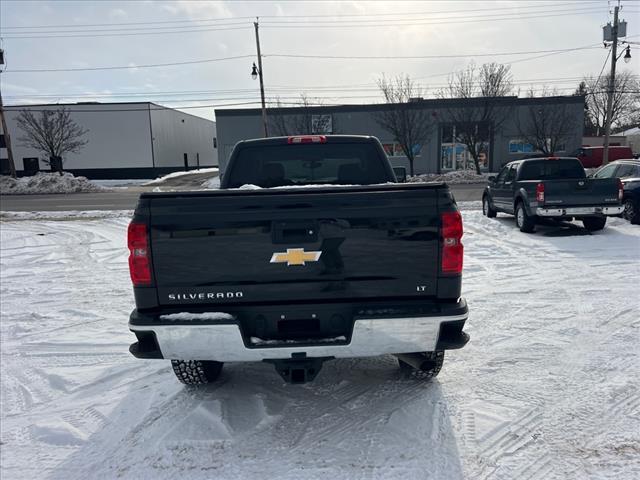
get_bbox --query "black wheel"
[515,202,535,233]
[398,351,444,380]
[582,216,607,231]
[622,199,640,224]
[171,360,223,385]
[483,195,497,218]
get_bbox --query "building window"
[381,142,420,158]
[0,158,10,175]
[441,125,490,171]
[509,139,566,154]
[509,139,534,154]
[213,137,217,149]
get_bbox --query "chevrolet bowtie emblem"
[270,248,322,266]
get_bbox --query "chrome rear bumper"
[536,205,624,217]
[129,312,468,362]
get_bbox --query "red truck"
[572,146,634,168]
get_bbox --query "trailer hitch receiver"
[265,354,333,384]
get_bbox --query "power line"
[7,75,637,100]
[0,21,251,35]
[259,10,608,29]
[1,25,252,40]
[0,2,603,29]
[1,7,607,39]
[5,54,255,73]
[260,6,606,25]
[2,45,604,73]
[267,47,602,61]
[2,5,605,33]
[6,90,637,113]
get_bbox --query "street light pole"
[253,19,268,137]
[602,4,620,166]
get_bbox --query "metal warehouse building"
[1,102,218,179]
[215,95,584,175]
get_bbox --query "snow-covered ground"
[1,209,639,480]
[0,173,111,195]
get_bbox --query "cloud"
[108,8,129,20]
[161,0,233,19]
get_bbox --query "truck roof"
[508,157,580,165]
[233,135,377,148]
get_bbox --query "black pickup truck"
[482,157,624,233]
[127,135,469,384]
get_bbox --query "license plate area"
[565,207,595,214]
[278,318,320,335]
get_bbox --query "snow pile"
[144,167,219,186]
[91,179,150,187]
[0,210,133,222]
[408,170,492,184]
[201,176,220,189]
[0,172,110,195]
[160,312,235,321]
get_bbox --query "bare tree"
[438,62,514,174]
[16,107,89,174]
[374,75,436,176]
[270,94,320,136]
[516,88,579,155]
[583,70,640,136]
[574,81,597,136]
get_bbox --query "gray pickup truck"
[482,157,624,233]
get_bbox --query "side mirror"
[488,176,496,183]
[393,167,407,183]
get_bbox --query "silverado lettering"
[168,292,244,301]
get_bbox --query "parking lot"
[1,207,638,480]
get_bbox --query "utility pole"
[0,48,17,178]
[602,4,620,166]
[254,19,269,137]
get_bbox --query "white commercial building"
[0,102,218,179]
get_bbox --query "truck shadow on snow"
[49,356,464,479]
[493,215,619,237]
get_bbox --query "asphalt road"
[0,183,485,212]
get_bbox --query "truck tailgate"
[145,186,445,306]
[538,178,620,206]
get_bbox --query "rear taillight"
[536,182,545,203]
[618,178,623,202]
[287,135,327,144]
[441,211,463,275]
[127,222,151,286]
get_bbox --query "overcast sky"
[1,0,638,121]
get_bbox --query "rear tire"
[582,216,607,231]
[398,351,444,380]
[483,195,497,218]
[171,360,223,385]
[515,202,535,233]
[622,199,639,224]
